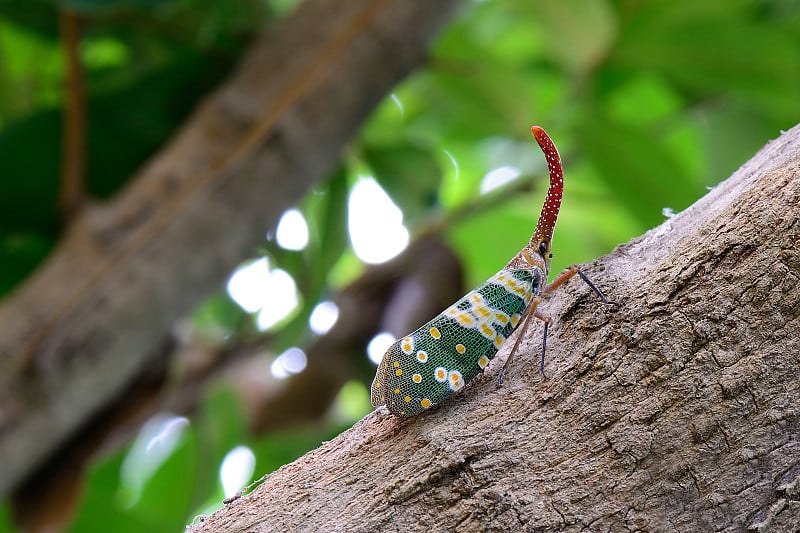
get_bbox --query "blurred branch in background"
[0,0,462,526]
[12,233,464,532]
[58,9,86,221]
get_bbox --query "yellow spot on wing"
[429,327,442,339]
[494,311,509,325]
[455,313,474,326]
[480,323,496,339]
[401,336,414,354]
[448,370,464,391]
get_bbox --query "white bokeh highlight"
[275,208,309,251]
[480,165,521,194]
[390,92,405,118]
[270,347,308,379]
[255,268,298,330]
[309,301,339,335]
[219,445,256,498]
[227,258,299,330]
[348,177,409,264]
[442,148,460,180]
[367,331,396,365]
[119,414,189,507]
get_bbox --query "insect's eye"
[538,240,549,257]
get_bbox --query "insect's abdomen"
[371,268,542,417]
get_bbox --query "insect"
[370,126,615,417]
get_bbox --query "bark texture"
[189,126,800,532]
[0,0,462,497]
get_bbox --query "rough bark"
[0,0,463,497]
[189,126,800,532]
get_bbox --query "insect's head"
[530,126,563,272]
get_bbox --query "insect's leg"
[544,265,618,306]
[498,297,544,386]
[534,310,551,378]
[498,267,617,387]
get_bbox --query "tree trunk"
[0,0,462,498]
[189,125,800,532]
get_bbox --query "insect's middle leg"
[497,297,552,385]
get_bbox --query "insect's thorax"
[504,245,549,288]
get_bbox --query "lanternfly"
[370,126,616,417]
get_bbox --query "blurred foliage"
[2,0,800,530]
[63,386,355,533]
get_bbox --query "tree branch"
[189,125,800,531]
[0,0,462,497]
[58,9,86,220]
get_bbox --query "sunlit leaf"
[363,143,441,221]
[611,1,800,114]
[577,117,702,228]
[530,0,616,75]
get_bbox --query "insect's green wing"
[370,353,390,407]
[371,268,542,417]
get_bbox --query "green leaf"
[191,292,248,343]
[249,425,346,478]
[363,143,441,222]
[0,503,15,533]
[530,0,617,75]
[67,424,198,533]
[67,452,139,533]
[58,0,171,12]
[577,117,702,228]
[130,432,198,530]
[604,73,685,126]
[0,230,54,297]
[703,104,779,184]
[313,168,351,283]
[197,387,248,466]
[447,193,538,287]
[0,109,61,231]
[611,1,800,114]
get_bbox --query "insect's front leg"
[544,265,618,306]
